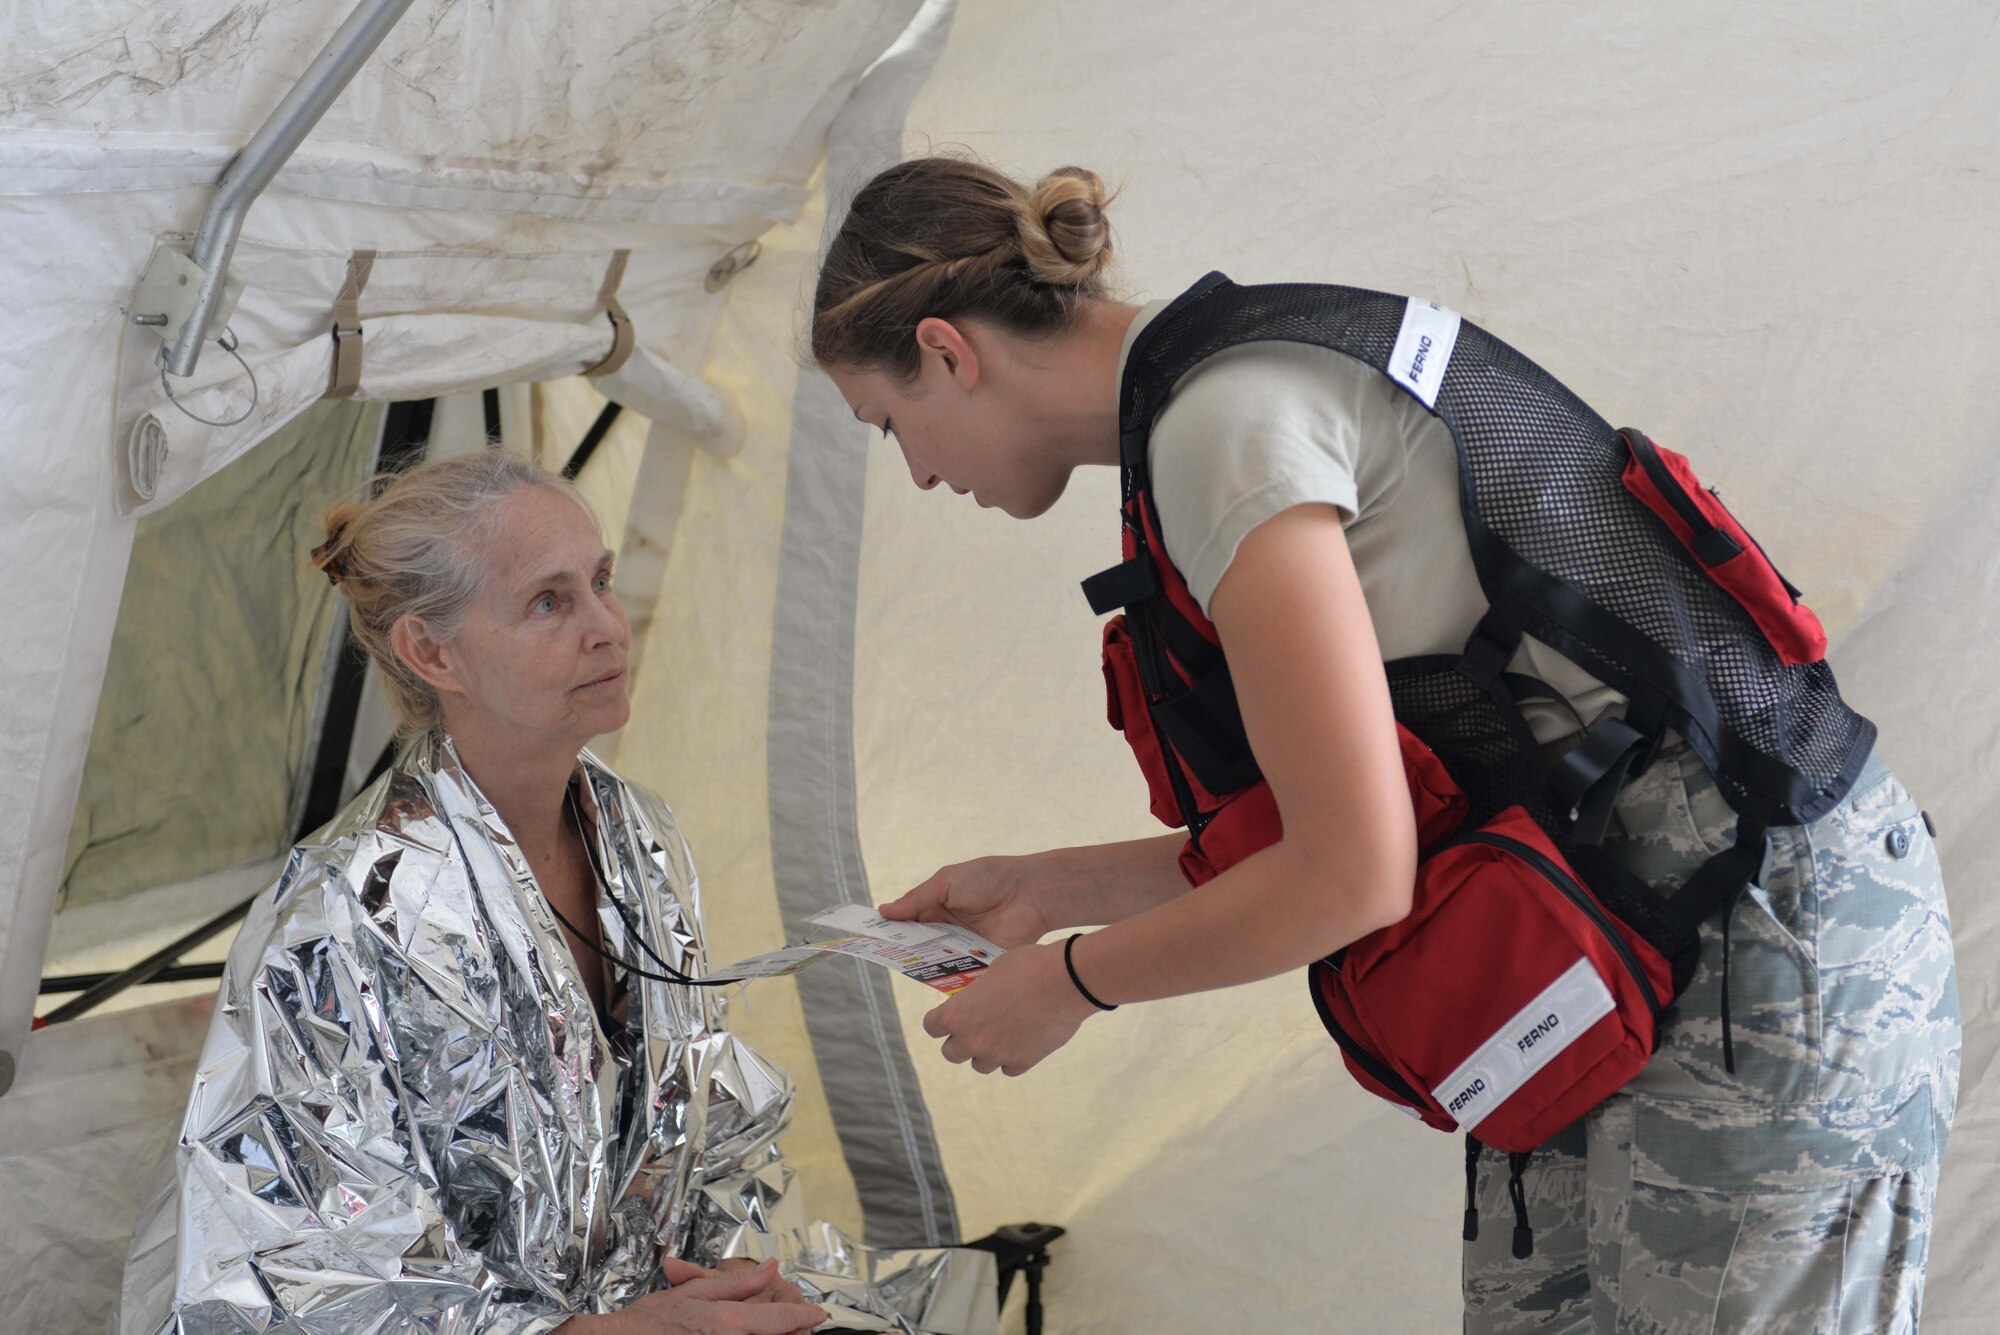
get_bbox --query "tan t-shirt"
[1120,298,1624,744]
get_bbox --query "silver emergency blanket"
[117,733,992,1334]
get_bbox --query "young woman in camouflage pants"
[810,155,1962,1332]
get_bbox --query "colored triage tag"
[695,905,1006,993]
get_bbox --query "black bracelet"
[1063,933,1118,1011]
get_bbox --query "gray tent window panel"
[61,400,387,911]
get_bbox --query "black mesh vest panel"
[1115,274,1874,828]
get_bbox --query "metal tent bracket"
[130,242,248,344]
[142,0,420,380]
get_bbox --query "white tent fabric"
[0,997,215,1332]
[122,313,726,517]
[1,2,948,1328]
[4,1,1998,1333]
[0,0,927,1075]
[818,3,2000,1330]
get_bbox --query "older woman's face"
[443,484,631,745]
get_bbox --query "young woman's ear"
[391,615,460,695]
[915,316,980,386]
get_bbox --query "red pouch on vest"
[1309,806,1674,1153]
[1618,429,1828,666]
[1103,613,1221,827]
[1105,612,1671,1150]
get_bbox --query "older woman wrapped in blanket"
[117,453,988,1335]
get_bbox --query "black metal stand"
[964,1221,1065,1335]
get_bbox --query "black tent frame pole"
[291,397,432,845]
[40,962,228,995]
[38,914,247,1014]
[563,402,622,479]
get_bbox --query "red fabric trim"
[1620,441,1828,666]
[1101,615,1191,829]
[1106,497,1471,883]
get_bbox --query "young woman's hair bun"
[812,154,1117,376]
[1017,167,1114,287]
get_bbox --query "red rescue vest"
[1085,276,1867,1198]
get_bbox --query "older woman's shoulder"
[244,760,461,942]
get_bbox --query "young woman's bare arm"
[918,503,1417,1074]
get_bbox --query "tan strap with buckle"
[327,250,376,399]
[581,249,635,378]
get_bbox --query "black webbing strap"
[1460,599,1532,685]
[1663,811,1771,944]
[1151,662,1263,795]
[1618,428,1742,566]
[1083,557,1157,614]
[1550,716,1652,847]
[1151,596,1225,682]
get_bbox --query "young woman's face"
[436,485,631,746]
[827,348,1073,520]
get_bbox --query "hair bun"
[311,500,366,586]
[1017,166,1113,286]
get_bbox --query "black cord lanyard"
[541,788,741,988]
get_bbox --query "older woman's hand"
[662,1256,812,1307]
[559,1258,826,1333]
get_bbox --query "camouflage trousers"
[1463,742,1961,1334]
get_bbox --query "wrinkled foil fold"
[118,733,993,1334]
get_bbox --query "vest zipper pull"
[1462,1134,1482,1242]
[1507,1150,1534,1259]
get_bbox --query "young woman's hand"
[882,835,1196,948]
[880,853,1052,948]
[557,1258,826,1334]
[918,939,1100,1075]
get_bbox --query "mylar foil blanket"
[116,732,994,1334]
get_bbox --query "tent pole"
[37,897,255,1025]
[563,403,624,480]
[162,0,420,378]
[39,963,225,996]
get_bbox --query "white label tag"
[1429,957,1616,1134]
[804,903,1004,958]
[1387,297,1462,410]
[694,907,1008,995]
